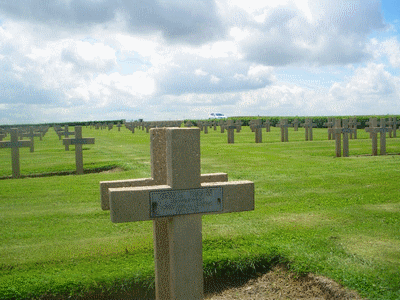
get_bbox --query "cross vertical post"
[378,118,391,155]
[292,118,301,131]
[391,117,398,138]
[234,120,242,132]
[324,118,335,140]
[342,129,349,157]
[276,119,292,142]
[164,128,203,298]
[63,126,95,174]
[62,125,75,151]
[264,119,271,132]
[75,127,84,174]
[217,120,225,133]
[341,119,350,157]
[387,118,394,138]
[348,118,360,139]
[0,128,31,178]
[226,120,236,144]
[365,118,378,156]
[301,118,316,141]
[365,118,391,156]
[330,119,342,157]
[252,119,265,143]
[203,121,209,134]
[22,126,41,152]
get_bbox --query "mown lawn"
[0,124,399,299]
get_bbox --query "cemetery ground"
[0,124,399,299]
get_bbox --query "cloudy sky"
[0,0,399,124]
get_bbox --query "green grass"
[0,125,399,299]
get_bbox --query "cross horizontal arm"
[100,177,154,210]
[100,173,228,210]
[109,180,254,223]
[63,138,95,145]
[365,128,390,133]
[202,181,254,215]
[0,140,31,148]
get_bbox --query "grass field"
[0,124,399,299]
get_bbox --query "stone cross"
[63,126,95,174]
[185,121,194,128]
[211,120,217,131]
[365,118,379,156]
[53,125,63,140]
[225,120,240,144]
[365,118,391,156]
[324,118,336,140]
[301,118,317,141]
[386,117,398,138]
[248,120,256,132]
[263,119,271,132]
[234,120,242,132]
[22,126,41,152]
[276,119,293,142]
[102,128,254,299]
[199,121,210,134]
[60,125,75,151]
[126,123,136,133]
[0,128,32,178]
[17,127,27,140]
[37,126,49,140]
[365,118,376,139]
[251,119,266,143]
[197,121,204,132]
[329,119,355,157]
[348,118,360,139]
[145,123,154,133]
[204,121,211,134]
[116,122,123,131]
[291,118,301,131]
[392,117,398,138]
[219,120,226,133]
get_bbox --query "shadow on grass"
[0,165,123,180]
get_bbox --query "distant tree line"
[188,115,400,129]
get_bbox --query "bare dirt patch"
[205,265,364,300]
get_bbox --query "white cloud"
[210,75,221,84]
[0,0,226,45]
[0,0,398,124]
[61,41,117,72]
[247,65,276,84]
[235,0,385,66]
[328,63,400,114]
[195,69,208,76]
[368,37,400,68]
